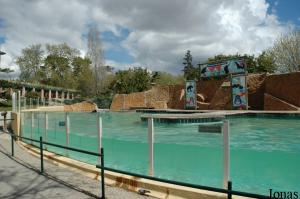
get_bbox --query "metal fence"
[7,132,105,199]
[12,91,72,112]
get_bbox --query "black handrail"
[96,165,270,199]
[7,133,105,199]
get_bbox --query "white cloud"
[0,0,294,77]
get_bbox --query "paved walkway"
[0,132,151,199]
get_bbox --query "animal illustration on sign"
[186,81,196,108]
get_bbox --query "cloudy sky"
[0,0,299,78]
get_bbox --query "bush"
[0,100,12,107]
[92,95,113,109]
[25,91,40,98]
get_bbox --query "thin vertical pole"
[31,112,34,145]
[30,98,32,109]
[18,91,21,113]
[11,134,14,156]
[97,112,102,164]
[65,112,70,156]
[40,136,44,174]
[227,181,232,199]
[148,117,154,176]
[100,148,105,199]
[44,112,48,149]
[223,120,230,188]
[24,98,27,110]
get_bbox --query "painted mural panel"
[185,80,196,109]
[231,75,247,110]
[200,59,246,78]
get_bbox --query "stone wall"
[110,86,178,111]
[247,74,266,110]
[110,72,300,111]
[265,72,300,107]
[64,101,98,112]
[264,93,299,111]
[197,78,225,102]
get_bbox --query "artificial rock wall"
[110,72,300,111]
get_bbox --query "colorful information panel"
[185,80,196,109]
[231,75,247,110]
[200,58,246,78]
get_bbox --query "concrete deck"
[0,132,151,199]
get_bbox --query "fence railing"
[6,132,105,199]
[12,91,75,112]
[96,165,270,199]
[19,111,273,198]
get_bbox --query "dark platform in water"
[140,113,225,124]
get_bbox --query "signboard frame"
[230,74,248,110]
[199,57,247,79]
[185,80,197,110]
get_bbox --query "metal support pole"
[223,120,230,189]
[40,136,44,174]
[148,117,154,176]
[18,91,21,113]
[11,134,14,156]
[100,148,105,199]
[65,112,70,156]
[31,112,34,145]
[30,98,32,109]
[227,181,232,199]
[44,112,48,149]
[37,97,39,108]
[24,98,27,110]
[97,112,102,164]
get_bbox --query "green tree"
[44,55,73,87]
[46,43,80,62]
[182,50,198,80]
[270,31,300,72]
[72,57,94,96]
[43,43,80,88]
[16,44,44,82]
[153,72,184,85]
[256,51,276,73]
[114,67,152,94]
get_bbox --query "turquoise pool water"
[21,112,300,195]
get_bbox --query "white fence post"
[97,112,102,164]
[44,112,48,149]
[12,92,16,112]
[31,112,34,144]
[148,117,154,176]
[18,91,21,113]
[65,112,70,156]
[223,120,230,189]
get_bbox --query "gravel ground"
[0,132,153,199]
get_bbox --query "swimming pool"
[21,111,300,195]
